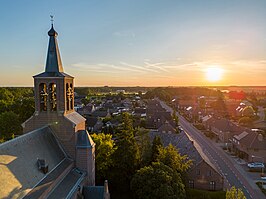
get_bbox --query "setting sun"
[205,67,223,82]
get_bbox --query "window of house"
[189,180,194,189]
[209,181,215,190]
[207,170,212,176]
[196,169,200,175]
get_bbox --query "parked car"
[177,125,183,132]
[247,162,265,171]
[248,162,265,168]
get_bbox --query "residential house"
[79,103,96,116]
[91,109,111,118]
[232,130,266,163]
[149,131,224,191]
[203,117,244,143]
[146,99,175,129]
[158,121,176,134]
[86,116,104,133]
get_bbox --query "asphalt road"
[160,100,265,199]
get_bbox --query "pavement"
[159,100,266,199]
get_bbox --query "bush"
[186,188,226,199]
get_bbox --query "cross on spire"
[50,15,54,25]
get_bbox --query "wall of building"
[76,147,95,186]
[187,161,224,191]
[23,113,77,159]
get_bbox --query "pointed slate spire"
[45,24,64,73]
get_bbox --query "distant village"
[74,87,266,192]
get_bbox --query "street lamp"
[251,155,264,177]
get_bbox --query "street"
[159,100,265,199]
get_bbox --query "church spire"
[45,17,64,73]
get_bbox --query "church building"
[0,23,110,199]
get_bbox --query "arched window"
[39,83,48,111]
[70,83,74,110]
[66,83,74,111]
[49,83,57,111]
[66,83,70,111]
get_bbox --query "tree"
[157,144,192,173]
[226,186,246,199]
[198,96,206,110]
[214,96,226,113]
[0,111,22,140]
[172,110,179,125]
[111,113,140,192]
[238,117,253,127]
[12,97,35,122]
[151,136,163,162]
[91,133,116,184]
[0,88,14,112]
[242,106,255,117]
[130,162,186,199]
[136,129,152,167]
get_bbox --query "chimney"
[104,180,110,199]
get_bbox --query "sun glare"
[205,67,223,82]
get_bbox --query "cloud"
[72,58,266,86]
[113,31,135,38]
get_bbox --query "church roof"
[0,126,65,198]
[76,130,95,148]
[34,71,73,78]
[83,186,104,199]
[34,24,73,78]
[45,168,85,199]
[64,111,86,125]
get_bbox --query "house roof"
[149,130,221,175]
[202,115,212,123]
[0,126,65,198]
[207,117,244,134]
[158,122,176,133]
[91,110,109,118]
[234,131,249,141]
[86,116,99,128]
[238,131,266,150]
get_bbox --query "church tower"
[33,24,74,115]
[23,23,95,186]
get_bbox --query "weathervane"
[50,15,54,25]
